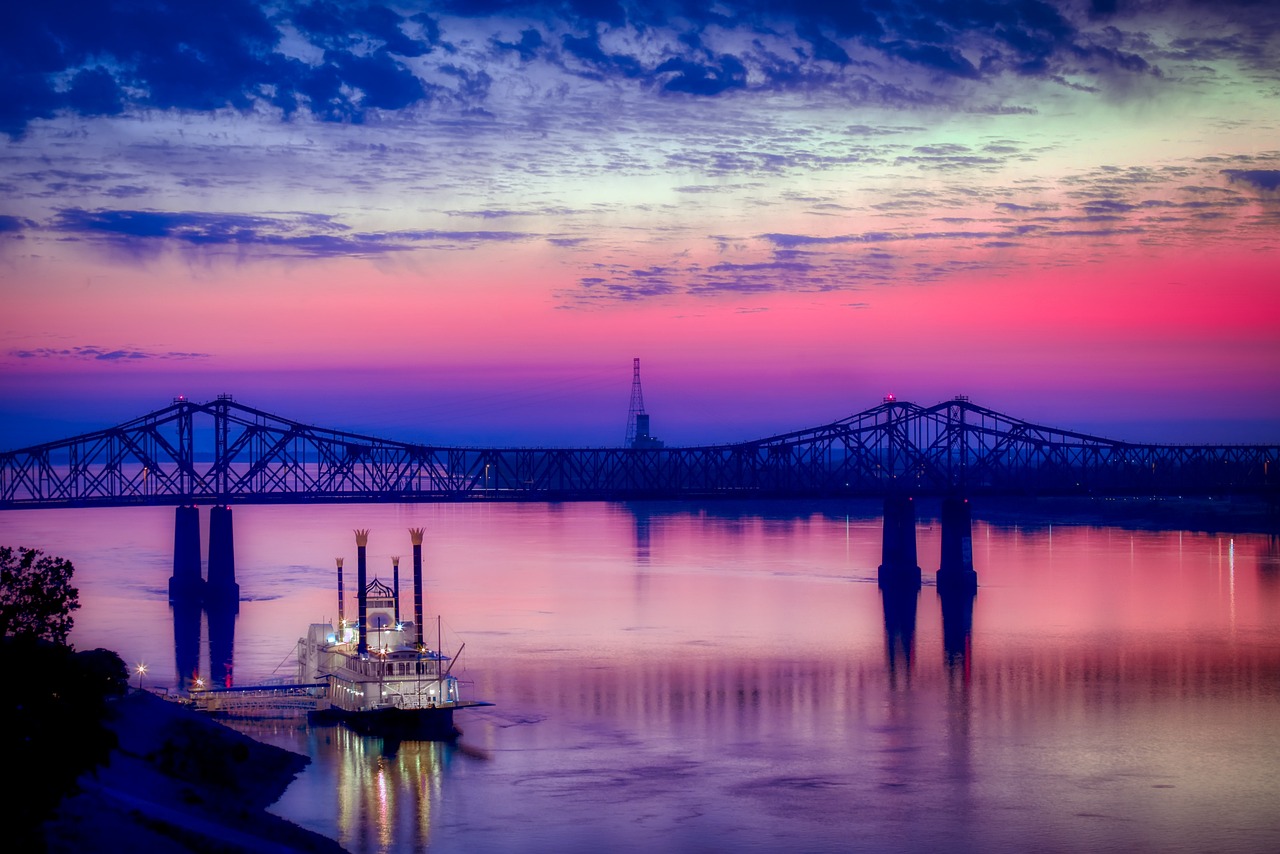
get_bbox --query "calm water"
[3,501,1278,852]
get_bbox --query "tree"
[2,640,125,848]
[0,545,81,644]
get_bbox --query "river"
[3,500,1278,852]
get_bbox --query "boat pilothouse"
[298,528,490,739]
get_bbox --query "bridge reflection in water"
[173,593,237,691]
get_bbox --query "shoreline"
[44,691,346,853]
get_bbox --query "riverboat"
[296,528,491,739]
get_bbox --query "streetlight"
[135,662,148,691]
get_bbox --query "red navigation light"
[884,393,896,402]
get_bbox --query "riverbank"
[44,691,346,853]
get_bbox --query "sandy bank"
[44,691,346,853]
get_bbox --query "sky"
[2,0,1278,450]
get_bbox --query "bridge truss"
[1,396,1276,509]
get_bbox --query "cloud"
[554,148,1280,306]
[1222,170,1280,193]
[7,0,1263,136]
[0,215,34,233]
[11,346,210,362]
[44,208,537,258]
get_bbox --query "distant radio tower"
[625,357,646,447]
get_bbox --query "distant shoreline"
[625,495,1279,535]
[961,495,1279,535]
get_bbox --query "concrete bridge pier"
[168,505,205,604]
[205,505,240,614]
[937,496,978,595]
[878,494,922,590]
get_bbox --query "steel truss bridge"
[1,396,1276,509]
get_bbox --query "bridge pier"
[206,505,240,613]
[168,505,205,604]
[937,496,978,595]
[878,494,922,590]
[168,504,241,610]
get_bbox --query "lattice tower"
[625,357,646,446]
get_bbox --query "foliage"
[76,646,131,698]
[2,640,125,848]
[0,545,81,644]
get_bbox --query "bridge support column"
[206,505,240,613]
[937,496,978,595]
[878,494,921,590]
[169,505,204,604]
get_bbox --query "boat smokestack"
[391,555,401,627]
[410,528,425,650]
[355,529,369,655]
[335,557,345,634]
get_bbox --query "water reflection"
[269,725,456,853]
[172,598,201,691]
[170,601,238,691]
[940,590,974,677]
[880,587,917,683]
[208,606,236,688]
[629,504,652,567]
[3,502,1277,851]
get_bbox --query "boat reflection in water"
[234,722,470,853]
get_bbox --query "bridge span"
[2,395,1276,509]
[2,394,1276,605]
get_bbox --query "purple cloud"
[11,346,210,362]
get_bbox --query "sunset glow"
[2,1,1277,448]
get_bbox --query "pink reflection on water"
[3,501,1279,850]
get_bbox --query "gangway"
[192,682,328,718]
